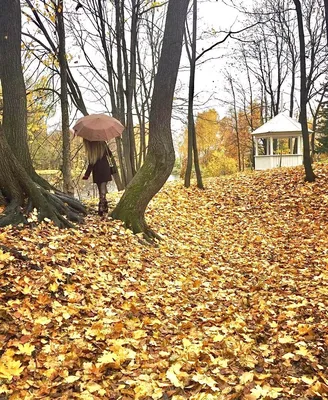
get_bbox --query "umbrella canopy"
[251,112,312,138]
[73,114,124,141]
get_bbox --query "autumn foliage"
[1,165,328,399]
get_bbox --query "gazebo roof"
[251,113,311,138]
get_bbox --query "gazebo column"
[255,138,258,156]
[269,137,274,155]
[297,136,302,154]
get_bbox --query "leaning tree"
[0,0,85,227]
[111,0,190,238]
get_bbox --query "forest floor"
[0,164,328,400]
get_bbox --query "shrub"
[202,150,238,177]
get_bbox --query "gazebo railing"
[254,154,303,170]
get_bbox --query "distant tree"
[202,150,238,177]
[218,110,254,171]
[316,105,328,154]
[180,109,219,176]
[184,0,203,189]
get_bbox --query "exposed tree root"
[143,226,162,243]
[0,192,6,206]
[0,244,41,270]
[111,209,162,244]
[0,178,87,229]
[0,201,26,227]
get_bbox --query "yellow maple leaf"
[132,329,147,339]
[35,316,51,325]
[0,385,9,395]
[192,373,219,391]
[134,381,154,399]
[295,346,310,357]
[49,282,59,292]
[16,343,35,356]
[0,358,24,381]
[240,371,254,384]
[64,375,80,383]
[0,251,13,262]
[97,351,117,365]
[166,363,184,388]
[278,335,295,344]
[213,333,225,342]
[85,382,103,393]
[110,343,136,363]
[301,376,316,385]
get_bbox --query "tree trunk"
[324,0,328,47]
[229,76,242,171]
[56,0,74,195]
[294,0,315,182]
[0,0,85,227]
[190,0,203,189]
[0,0,32,173]
[111,0,190,238]
[184,0,203,189]
[184,6,194,188]
[114,0,128,186]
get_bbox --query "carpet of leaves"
[1,165,328,400]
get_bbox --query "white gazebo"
[251,113,310,170]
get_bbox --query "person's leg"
[100,182,108,212]
[97,182,108,216]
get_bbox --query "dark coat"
[84,152,112,184]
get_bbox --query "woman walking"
[82,139,114,216]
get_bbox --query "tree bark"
[293,0,315,182]
[111,0,190,238]
[56,0,74,195]
[184,0,204,189]
[0,0,85,227]
[324,0,328,47]
[0,0,33,173]
[228,75,242,171]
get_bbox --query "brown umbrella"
[73,114,124,141]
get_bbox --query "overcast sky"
[173,0,248,132]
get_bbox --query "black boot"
[98,201,104,216]
[103,200,108,213]
[98,195,108,216]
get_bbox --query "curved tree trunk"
[0,0,85,228]
[111,0,190,238]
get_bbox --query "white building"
[251,113,311,170]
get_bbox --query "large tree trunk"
[0,0,85,227]
[0,0,32,173]
[294,0,315,182]
[111,0,190,239]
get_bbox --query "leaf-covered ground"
[1,165,328,400]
